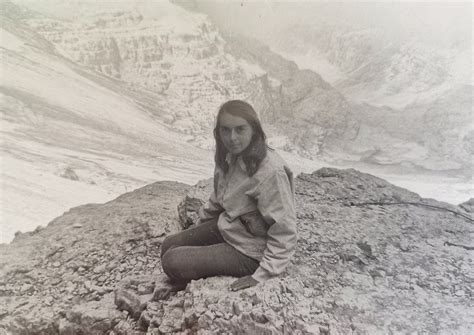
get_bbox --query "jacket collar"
[225,153,247,172]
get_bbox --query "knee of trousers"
[160,235,176,259]
[161,248,184,281]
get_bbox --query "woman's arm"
[198,174,224,224]
[252,168,297,281]
[231,168,296,290]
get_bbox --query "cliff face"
[14,0,352,157]
[23,5,258,141]
[1,168,472,334]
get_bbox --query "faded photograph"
[0,0,472,334]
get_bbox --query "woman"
[158,100,297,295]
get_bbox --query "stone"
[113,320,134,335]
[137,310,153,330]
[251,311,269,324]
[458,198,473,213]
[114,288,153,320]
[454,290,465,297]
[20,284,34,293]
[65,295,123,334]
[61,167,79,181]
[93,264,107,274]
[137,283,153,295]
[177,195,205,229]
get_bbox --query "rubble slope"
[0,168,472,334]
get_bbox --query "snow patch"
[0,28,25,52]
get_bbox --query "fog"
[194,1,471,49]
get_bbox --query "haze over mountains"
[193,0,473,169]
[195,2,471,105]
[1,0,472,242]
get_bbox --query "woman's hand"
[230,275,259,291]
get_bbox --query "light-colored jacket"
[198,149,297,282]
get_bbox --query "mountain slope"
[0,6,214,243]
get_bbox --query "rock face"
[21,2,257,142]
[11,0,353,157]
[1,168,472,334]
[342,85,474,175]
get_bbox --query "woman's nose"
[230,130,238,141]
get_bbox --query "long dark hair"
[214,100,268,176]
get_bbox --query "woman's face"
[218,112,254,155]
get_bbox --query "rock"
[137,310,153,330]
[64,282,76,293]
[20,284,34,293]
[250,310,269,324]
[1,169,472,334]
[114,288,153,319]
[113,319,135,335]
[454,290,465,297]
[152,274,187,301]
[458,198,474,213]
[93,264,107,274]
[137,283,153,295]
[43,296,54,306]
[177,195,205,229]
[61,167,79,181]
[399,239,410,252]
[61,294,123,334]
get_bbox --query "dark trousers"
[160,218,259,282]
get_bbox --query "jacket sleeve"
[198,173,224,224]
[250,168,297,282]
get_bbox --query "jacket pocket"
[240,211,269,237]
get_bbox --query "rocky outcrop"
[224,34,355,157]
[1,168,472,334]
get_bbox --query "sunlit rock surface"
[1,168,472,334]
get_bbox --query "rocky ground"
[0,168,473,334]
